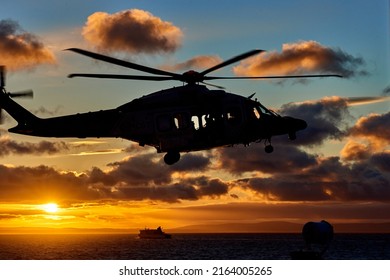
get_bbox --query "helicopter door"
[156,112,194,152]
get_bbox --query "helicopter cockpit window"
[257,103,279,117]
[253,107,261,119]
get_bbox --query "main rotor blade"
[200,49,265,77]
[66,48,181,79]
[203,74,343,80]
[68,73,175,81]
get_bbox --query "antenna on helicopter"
[0,66,33,123]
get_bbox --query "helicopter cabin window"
[226,107,241,125]
[173,112,190,130]
[191,116,200,130]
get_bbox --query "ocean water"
[0,233,389,260]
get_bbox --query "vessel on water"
[138,226,172,239]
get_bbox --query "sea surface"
[0,233,389,260]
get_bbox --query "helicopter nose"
[283,117,307,141]
[295,118,307,131]
[283,116,307,131]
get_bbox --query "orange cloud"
[0,19,56,70]
[162,55,223,71]
[82,9,183,53]
[351,113,390,141]
[340,140,371,161]
[233,41,367,78]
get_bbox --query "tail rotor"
[0,66,33,123]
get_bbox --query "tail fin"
[0,92,40,133]
[0,65,39,133]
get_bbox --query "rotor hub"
[182,70,202,84]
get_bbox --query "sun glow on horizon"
[41,203,59,213]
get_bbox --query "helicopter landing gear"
[264,138,274,153]
[265,144,274,153]
[164,151,180,165]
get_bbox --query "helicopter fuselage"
[1,84,307,164]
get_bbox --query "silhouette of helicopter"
[0,48,340,164]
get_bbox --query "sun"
[42,203,59,213]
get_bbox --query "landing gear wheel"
[164,152,180,165]
[265,145,274,153]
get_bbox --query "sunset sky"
[0,0,389,233]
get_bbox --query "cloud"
[0,149,225,203]
[105,153,172,186]
[215,96,390,202]
[162,55,222,72]
[171,153,212,172]
[233,41,367,78]
[340,140,371,161]
[350,112,390,143]
[279,96,351,145]
[218,145,317,175]
[0,165,95,202]
[238,155,390,202]
[82,9,183,54]
[370,152,390,173]
[0,19,56,70]
[0,131,69,157]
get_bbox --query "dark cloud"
[370,152,390,173]
[0,19,55,70]
[171,153,212,172]
[0,148,225,203]
[106,153,172,186]
[279,96,351,145]
[233,41,367,78]
[238,155,390,202]
[118,183,199,203]
[0,131,69,157]
[82,9,183,54]
[216,97,390,202]
[185,176,229,197]
[0,144,389,204]
[0,165,95,202]
[218,145,317,175]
